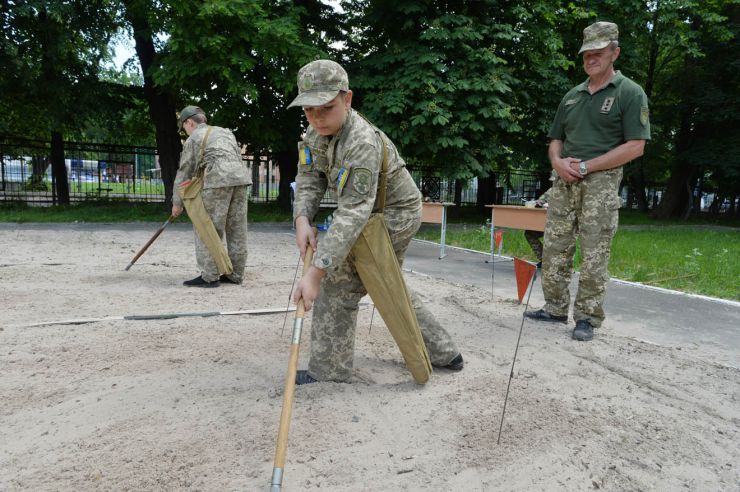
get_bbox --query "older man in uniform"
[525,22,650,341]
[288,60,463,384]
[173,106,252,287]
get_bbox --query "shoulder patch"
[350,168,373,195]
[640,106,649,126]
[298,142,312,167]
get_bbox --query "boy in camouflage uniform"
[172,106,252,287]
[288,60,462,384]
[525,22,650,341]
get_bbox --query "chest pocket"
[309,145,329,173]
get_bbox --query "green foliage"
[151,0,340,153]
[343,0,571,178]
[0,1,131,139]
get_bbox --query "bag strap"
[195,126,213,178]
[374,131,389,213]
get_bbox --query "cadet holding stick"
[288,60,463,385]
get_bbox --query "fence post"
[50,132,69,205]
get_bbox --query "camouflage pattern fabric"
[174,123,251,282]
[295,109,459,382]
[173,124,252,208]
[579,21,619,54]
[195,186,249,283]
[524,230,544,262]
[542,169,622,328]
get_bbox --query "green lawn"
[416,223,740,301]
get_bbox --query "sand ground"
[1,223,738,491]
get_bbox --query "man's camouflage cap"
[287,60,349,108]
[579,21,619,54]
[177,105,205,129]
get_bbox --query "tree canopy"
[1,0,738,216]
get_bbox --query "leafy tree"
[0,0,121,201]
[140,0,339,209]
[340,0,572,206]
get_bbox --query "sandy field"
[1,222,738,491]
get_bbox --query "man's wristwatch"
[579,160,588,176]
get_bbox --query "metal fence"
[1,135,546,207]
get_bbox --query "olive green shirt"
[548,71,650,161]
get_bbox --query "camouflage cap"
[177,105,205,129]
[579,21,619,54]
[287,60,349,108]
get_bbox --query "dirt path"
[1,224,738,491]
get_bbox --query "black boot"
[295,370,318,385]
[183,276,219,288]
[572,320,594,341]
[524,308,567,323]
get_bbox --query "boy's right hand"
[295,216,317,260]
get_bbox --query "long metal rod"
[497,269,537,445]
[19,306,295,328]
[281,254,302,338]
[271,248,313,492]
[124,215,175,271]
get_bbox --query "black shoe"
[572,320,594,341]
[219,275,239,284]
[295,370,318,385]
[524,308,567,323]
[434,353,464,371]
[445,353,464,371]
[183,276,219,288]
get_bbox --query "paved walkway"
[403,238,740,368]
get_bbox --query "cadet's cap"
[579,21,619,54]
[177,105,205,129]
[287,60,349,109]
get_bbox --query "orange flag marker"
[514,257,537,303]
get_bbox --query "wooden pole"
[124,215,175,271]
[270,248,313,491]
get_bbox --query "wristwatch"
[579,160,588,176]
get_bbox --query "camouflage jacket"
[293,109,421,272]
[173,123,251,207]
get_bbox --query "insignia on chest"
[600,96,615,113]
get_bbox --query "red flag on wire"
[514,257,537,303]
[494,229,503,249]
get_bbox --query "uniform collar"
[576,70,625,93]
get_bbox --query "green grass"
[0,200,293,223]
[416,224,740,301]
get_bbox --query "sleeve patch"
[336,167,350,194]
[640,106,649,126]
[298,142,312,166]
[349,168,372,195]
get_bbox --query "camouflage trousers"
[308,207,459,382]
[542,171,621,328]
[194,185,249,283]
[524,229,544,262]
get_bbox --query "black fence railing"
[0,135,564,208]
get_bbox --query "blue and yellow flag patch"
[298,143,312,166]
[337,167,350,194]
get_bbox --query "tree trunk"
[653,109,695,218]
[50,131,69,205]
[123,0,181,211]
[275,149,297,211]
[477,174,496,207]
